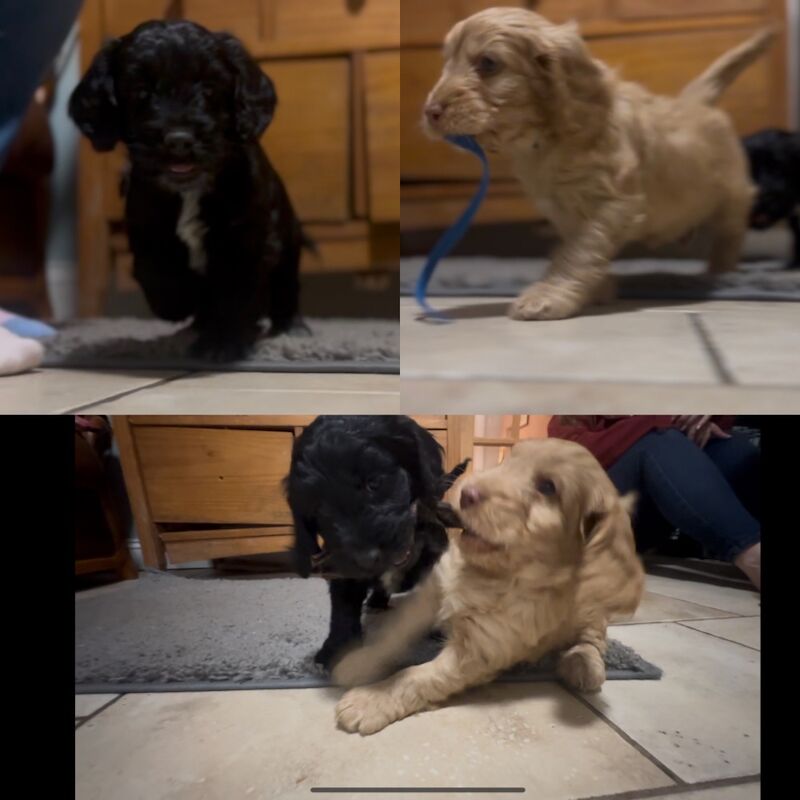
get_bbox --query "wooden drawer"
[267,0,399,50]
[365,52,400,222]
[102,0,172,37]
[403,0,555,46]
[587,27,780,135]
[134,426,293,524]
[400,47,515,180]
[611,0,766,20]
[184,0,399,51]
[262,57,350,221]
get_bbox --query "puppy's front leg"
[510,200,633,321]
[333,572,441,687]
[557,625,608,693]
[335,642,502,735]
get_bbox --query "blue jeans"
[608,428,760,562]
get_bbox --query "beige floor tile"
[0,369,181,414]
[642,781,760,799]
[75,694,119,718]
[401,298,717,385]
[76,685,672,800]
[399,377,800,414]
[612,590,737,626]
[79,372,400,413]
[644,575,760,616]
[698,305,800,385]
[583,622,760,783]
[680,617,760,651]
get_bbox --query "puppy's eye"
[365,476,381,493]
[536,477,556,496]
[476,55,501,77]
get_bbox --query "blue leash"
[414,135,490,323]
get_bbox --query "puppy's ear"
[377,418,442,501]
[291,514,320,579]
[69,38,122,151]
[217,33,277,140]
[577,488,643,619]
[530,21,610,135]
[581,488,637,546]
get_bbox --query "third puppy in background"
[423,8,775,320]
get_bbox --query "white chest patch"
[176,189,207,274]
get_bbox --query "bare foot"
[734,542,760,591]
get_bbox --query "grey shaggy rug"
[400,257,800,301]
[43,317,399,373]
[75,572,662,693]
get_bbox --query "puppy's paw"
[508,284,584,321]
[332,646,387,688]
[268,316,312,338]
[189,335,250,362]
[335,686,401,735]
[557,643,606,693]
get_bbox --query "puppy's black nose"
[164,130,194,157]
[460,485,483,509]
[425,103,444,124]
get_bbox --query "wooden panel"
[587,27,782,135]
[160,526,294,542]
[612,0,766,20]
[402,0,544,46]
[128,415,315,427]
[165,534,294,563]
[400,47,515,180]
[181,0,260,42]
[102,0,173,37]
[114,416,167,569]
[135,427,293,524]
[267,0,399,50]
[364,52,400,222]
[414,415,448,429]
[261,58,350,221]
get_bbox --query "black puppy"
[69,20,305,358]
[742,128,800,268]
[285,415,469,669]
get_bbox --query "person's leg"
[608,441,674,553]
[704,432,760,520]
[608,429,760,587]
[702,432,761,589]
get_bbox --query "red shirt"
[547,415,735,469]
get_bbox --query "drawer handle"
[346,0,366,14]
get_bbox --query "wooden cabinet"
[77,0,400,316]
[115,415,471,568]
[400,0,789,231]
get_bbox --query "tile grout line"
[64,372,193,413]
[566,689,686,786]
[75,694,125,730]
[612,614,748,627]
[687,313,737,385]
[641,590,759,617]
[576,773,760,800]
[675,621,760,652]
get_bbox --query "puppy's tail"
[680,26,776,106]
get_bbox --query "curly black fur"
[743,128,800,269]
[285,416,467,669]
[69,20,305,358]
